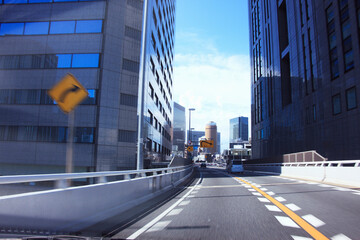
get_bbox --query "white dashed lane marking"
[275,216,300,228]
[252,192,261,196]
[275,196,286,202]
[260,187,268,191]
[285,203,301,212]
[167,208,183,216]
[179,200,190,206]
[302,214,326,228]
[248,189,256,192]
[331,233,352,240]
[257,197,270,203]
[266,191,275,196]
[265,205,282,212]
[146,220,171,233]
[291,236,313,240]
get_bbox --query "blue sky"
[173,0,251,152]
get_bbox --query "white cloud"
[173,52,251,151]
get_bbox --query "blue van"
[227,160,244,173]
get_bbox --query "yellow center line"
[235,177,329,240]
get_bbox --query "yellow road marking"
[236,177,329,240]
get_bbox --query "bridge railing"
[0,165,194,234]
[0,166,189,189]
[244,160,360,188]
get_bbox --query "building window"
[313,104,316,122]
[118,129,136,143]
[148,110,153,124]
[124,26,141,41]
[50,21,76,34]
[332,94,342,115]
[346,87,357,110]
[148,83,154,99]
[122,58,139,73]
[120,93,137,107]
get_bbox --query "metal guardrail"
[0,165,192,188]
[244,160,360,167]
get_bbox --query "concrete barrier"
[0,166,193,234]
[244,160,360,188]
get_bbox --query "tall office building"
[249,0,360,160]
[229,116,249,143]
[0,0,175,174]
[172,102,185,155]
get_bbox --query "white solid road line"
[167,208,183,216]
[146,220,171,233]
[265,205,282,212]
[275,216,300,228]
[331,233,352,240]
[126,172,202,240]
[285,203,301,211]
[302,214,326,228]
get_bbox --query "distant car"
[200,163,207,168]
[227,160,244,173]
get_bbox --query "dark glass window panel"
[29,0,52,2]
[7,126,18,141]
[344,50,354,71]
[37,126,66,142]
[17,126,38,141]
[45,54,59,68]
[50,21,75,34]
[118,129,136,143]
[74,127,94,143]
[0,126,5,141]
[19,55,34,69]
[313,105,316,121]
[330,48,338,61]
[76,20,102,33]
[72,53,99,68]
[343,36,352,52]
[11,90,40,104]
[329,33,337,49]
[57,127,67,143]
[120,93,137,107]
[346,87,357,110]
[4,0,27,3]
[122,58,139,73]
[331,59,339,78]
[340,7,349,22]
[341,20,351,39]
[125,25,141,41]
[327,20,335,33]
[0,90,9,104]
[24,22,49,35]
[332,94,341,115]
[31,55,46,68]
[339,0,348,10]
[56,54,72,68]
[54,0,78,2]
[81,89,96,104]
[41,90,56,104]
[0,23,24,36]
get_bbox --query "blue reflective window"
[82,89,96,104]
[29,0,52,3]
[0,23,24,36]
[76,20,102,33]
[50,21,75,34]
[24,22,49,35]
[4,0,27,3]
[56,54,72,68]
[54,0,78,2]
[72,54,99,68]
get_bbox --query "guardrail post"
[97,176,107,184]
[124,174,131,180]
[55,179,68,189]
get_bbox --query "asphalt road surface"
[110,166,360,240]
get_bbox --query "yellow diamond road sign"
[187,146,194,152]
[48,73,88,114]
[200,140,214,148]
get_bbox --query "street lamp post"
[188,108,195,145]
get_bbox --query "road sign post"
[48,73,88,175]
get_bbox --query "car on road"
[200,163,207,168]
[226,160,244,173]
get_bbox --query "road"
[109,166,360,240]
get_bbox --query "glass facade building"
[172,102,186,155]
[249,0,360,161]
[229,116,249,143]
[0,0,175,174]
